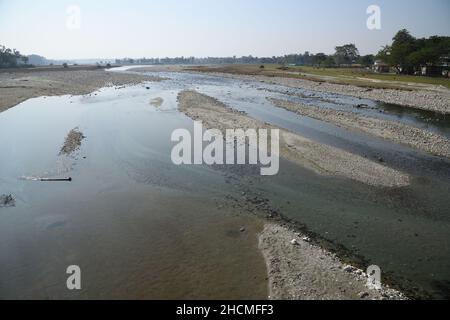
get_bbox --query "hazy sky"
[0,0,449,59]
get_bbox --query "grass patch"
[288,66,450,89]
[184,64,450,90]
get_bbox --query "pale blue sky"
[0,0,449,59]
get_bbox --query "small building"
[373,60,390,73]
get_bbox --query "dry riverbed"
[177,90,410,187]
[0,68,161,114]
[269,98,450,159]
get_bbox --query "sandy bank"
[0,69,162,113]
[259,223,407,300]
[269,98,450,159]
[177,90,410,187]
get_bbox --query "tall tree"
[334,44,360,66]
[359,54,375,67]
[389,29,417,73]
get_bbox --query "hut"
[373,60,390,73]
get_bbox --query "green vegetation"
[377,29,450,74]
[288,66,450,89]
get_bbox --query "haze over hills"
[26,54,115,66]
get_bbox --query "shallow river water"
[0,68,449,299]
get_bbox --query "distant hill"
[27,55,115,66]
[27,54,50,66]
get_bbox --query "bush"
[63,63,69,68]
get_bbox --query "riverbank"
[269,98,450,159]
[131,65,450,114]
[259,223,406,300]
[0,68,161,114]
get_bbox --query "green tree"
[378,30,450,75]
[389,29,418,73]
[312,53,327,66]
[334,44,360,66]
[359,54,375,67]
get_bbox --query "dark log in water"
[39,178,72,182]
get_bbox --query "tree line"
[0,45,29,68]
[115,47,375,68]
[117,30,449,76]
